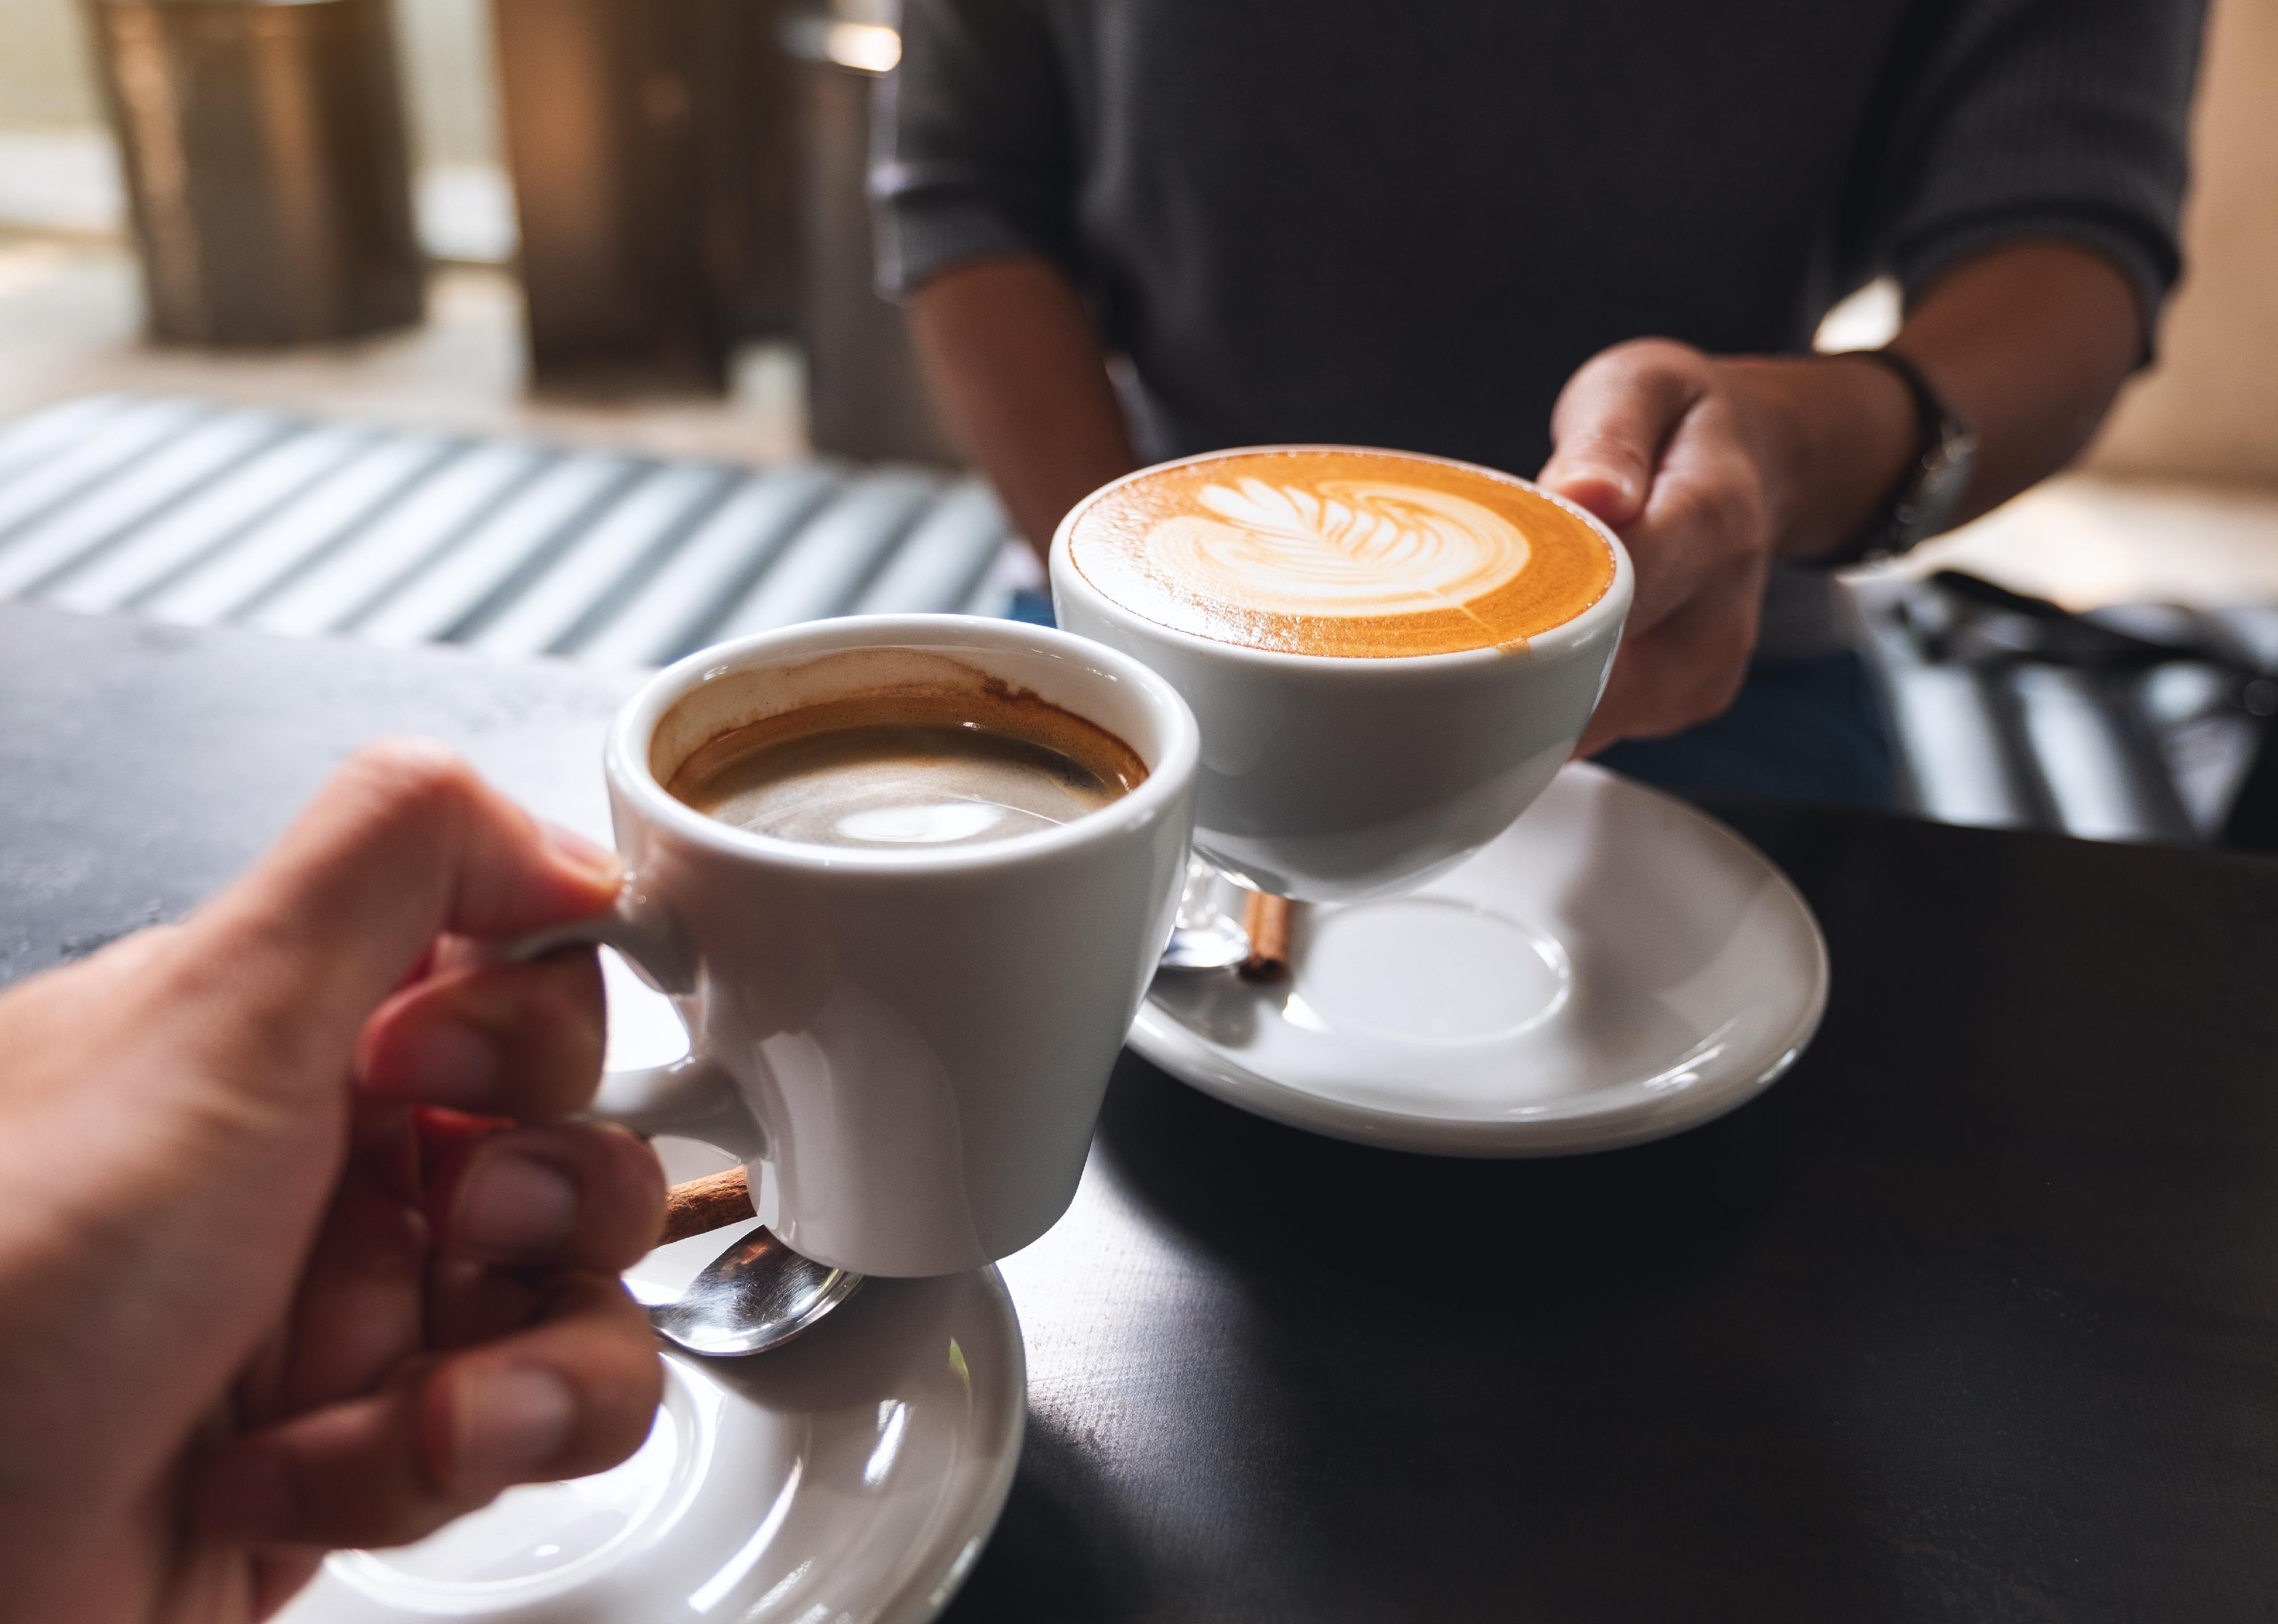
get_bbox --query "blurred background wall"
[2,0,2273,483]
[1,0,92,126]
[2086,0,2278,484]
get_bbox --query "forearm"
[904,254,1138,558]
[1739,239,2144,562]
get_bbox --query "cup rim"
[1049,443,1635,673]
[605,614,1201,873]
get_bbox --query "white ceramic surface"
[1050,446,1633,903]
[1130,764,1829,1154]
[537,615,1200,1277]
[275,1252,1025,1624]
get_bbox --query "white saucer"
[1131,763,1829,1156]
[278,1229,1025,1624]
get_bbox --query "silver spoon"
[644,1223,864,1357]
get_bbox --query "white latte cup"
[1051,446,1634,903]
[518,615,1199,1278]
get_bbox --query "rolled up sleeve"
[873,0,1077,298]
[1866,0,2207,346]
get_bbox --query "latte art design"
[1155,478,1531,620]
[1063,447,1617,659]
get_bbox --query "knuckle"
[1569,425,1645,463]
[86,923,202,1017]
[1704,473,1752,532]
[339,738,480,831]
[1603,336,1701,376]
[1570,343,1637,385]
[95,920,188,975]
[1672,472,1763,548]
[1649,337,1709,373]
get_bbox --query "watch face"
[1845,350,1977,562]
[1909,425,1979,544]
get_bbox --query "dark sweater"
[876,1,2203,646]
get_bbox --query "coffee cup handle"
[505,886,767,1161]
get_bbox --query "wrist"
[1718,354,1921,564]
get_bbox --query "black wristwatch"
[1839,348,1978,565]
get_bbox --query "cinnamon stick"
[660,1165,757,1244]
[1239,891,1293,982]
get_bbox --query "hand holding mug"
[0,742,663,1624]
[1539,336,1943,755]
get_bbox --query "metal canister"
[785,9,958,466]
[489,0,802,390]
[491,0,718,389]
[83,0,424,346]
[700,0,802,343]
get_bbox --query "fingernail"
[192,1446,293,1540]
[541,821,621,883]
[393,1018,500,1109]
[1574,464,1640,507]
[455,1147,578,1253]
[455,1367,577,1482]
[1543,467,1620,515]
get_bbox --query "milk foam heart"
[1065,447,1617,658]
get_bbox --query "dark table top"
[7,600,2278,1622]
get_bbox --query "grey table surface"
[0,599,637,981]
[9,600,2278,1623]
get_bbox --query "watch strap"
[1838,348,1977,565]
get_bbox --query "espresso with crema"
[1064,447,1616,658]
[668,683,1146,850]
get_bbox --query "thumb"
[182,740,621,1087]
[1538,338,1710,529]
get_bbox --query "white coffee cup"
[524,615,1199,1278]
[1050,446,1633,903]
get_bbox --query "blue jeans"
[1592,651,1897,811]
[1012,591,1896,812]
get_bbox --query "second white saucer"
[278,1246,1024,1624]
[1131,763,1829,1156]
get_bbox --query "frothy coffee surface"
[668,685,1146,850]
[1065,447,1616,658]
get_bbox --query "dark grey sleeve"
[871,0,1077,298]
[1864,0,2206,338]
